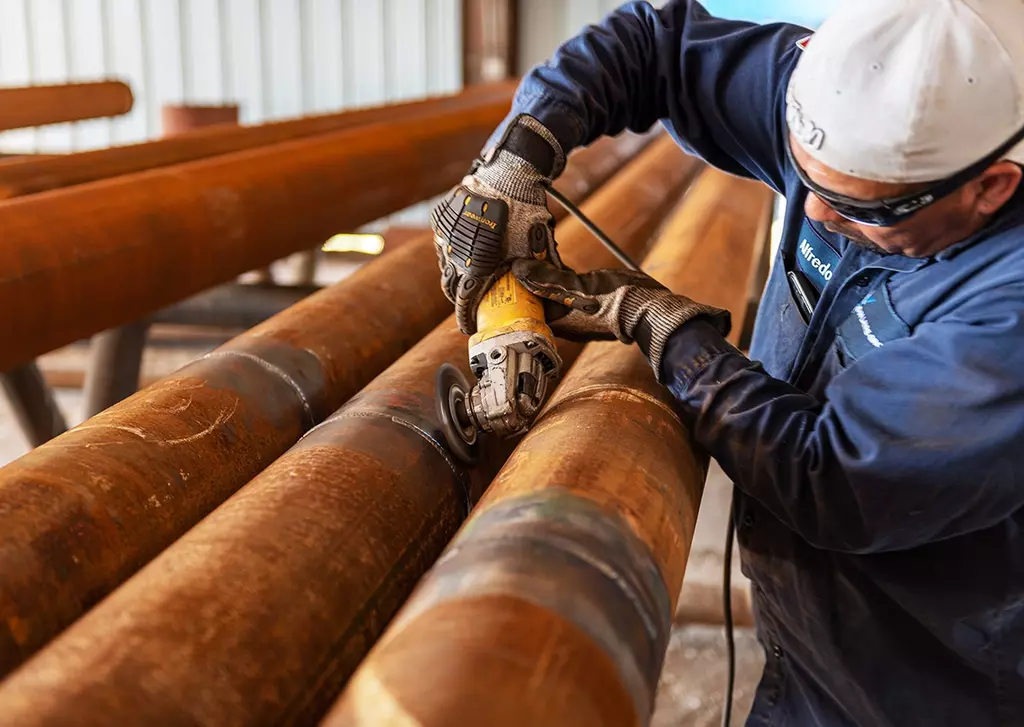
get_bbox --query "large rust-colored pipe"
[0,81,133,131]
[0,83,512,200]
[0,132,656,678]
[0,92,514,371]
[0,139,702,725]
[327,170,773,727]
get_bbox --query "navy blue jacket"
[501,2,1024,725]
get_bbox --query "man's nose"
[804,193,844,223]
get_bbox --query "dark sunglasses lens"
[810,192,900,227]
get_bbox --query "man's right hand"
[430,115,565,335]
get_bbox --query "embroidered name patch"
[794,219,841,295]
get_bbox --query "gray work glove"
[431,114,566,335]
[510,259,731,378]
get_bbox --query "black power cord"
[546,185,642,271]
[722,488,738,727]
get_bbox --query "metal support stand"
[250,267,275,285]
[152,282,320,329]
[82,321,150,418]
[0,362,68,446]
[294,250,318,286]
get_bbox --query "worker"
[432,0,1024,725]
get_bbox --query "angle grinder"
[433,190,562,464]
[433,179,641,465]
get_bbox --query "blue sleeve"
[495,0,810,192]
[659,291,1024,554]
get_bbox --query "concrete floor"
[653,625,763,726]
[0,248,765,722]
[651,461,764,725]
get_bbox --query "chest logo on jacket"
[837,288,911,362]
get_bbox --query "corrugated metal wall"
[0,0,463,154]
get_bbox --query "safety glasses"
[785,123,1024,227]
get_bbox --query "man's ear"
[974,161,1023,216]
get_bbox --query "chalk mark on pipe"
[161,398,238,445]
[52,399,237,447]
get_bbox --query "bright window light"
[322,233,386,255]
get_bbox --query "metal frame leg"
[0,362,68,446]
[294,249,318,286]
[82,321,150,418]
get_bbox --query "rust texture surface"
[0,91,512,371]
[0,140,701,726]
[0,81,133,131]
[326,170,772,727]
[0,239,444,676]
[0,83,513,199]
[0,133,658,679]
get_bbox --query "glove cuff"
[489,114,565,176]
[625,291,731,382]
[504,116,566,178]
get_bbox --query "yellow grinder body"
[470,272,554,350]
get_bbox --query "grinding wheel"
[435,363,480,465]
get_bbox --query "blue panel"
[701,0,837,28]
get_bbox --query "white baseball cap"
[786,0,1024,184]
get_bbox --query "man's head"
[786,0,1024,257]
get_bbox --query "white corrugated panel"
[0,0,463,153]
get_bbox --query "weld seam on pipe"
[398,491,673,722]
[328,409,472,515]
[202,349,316,426]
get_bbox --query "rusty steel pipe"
[0,132,658,678]
[0,83,513,200]
[327,170,774,727]
[0,81,133,132]
[0,92,514,371]
[80,104,245,418]
[0,139,702,725]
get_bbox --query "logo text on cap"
[786,87,825,150]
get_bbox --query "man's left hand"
[510,259,731,375]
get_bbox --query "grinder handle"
[471,271,550,346]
